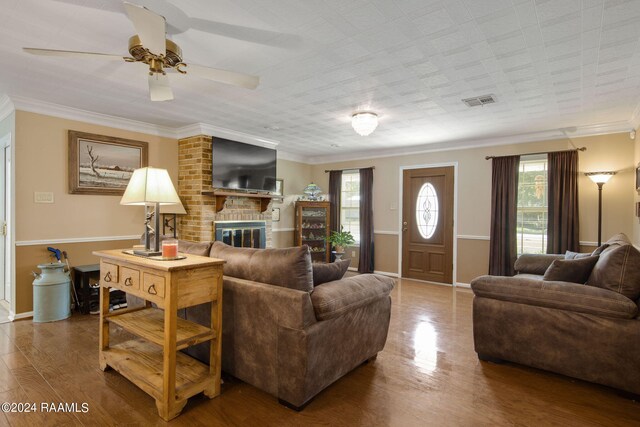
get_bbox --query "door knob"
[402,221,408,232]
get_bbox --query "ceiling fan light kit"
[22,1,259,102]
[351,112,379,136]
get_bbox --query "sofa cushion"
[514,254,565,275]
[471,275,638,319]
[310,274,395,320]
[312,259,351,286]
[587,244,640,301]
[178,240,212,256]
[209,241,314,292]
[543,256,599,284]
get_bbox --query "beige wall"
[310,133,636,282]
[271,158,313,234]
[15,111,178,241]
[14,111,177,314]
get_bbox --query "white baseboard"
[455,282,471,289]
[9,310,33,321]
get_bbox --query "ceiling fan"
[23,1,259,101]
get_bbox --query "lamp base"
[133,249,162,257]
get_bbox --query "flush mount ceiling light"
[351,112,378,136]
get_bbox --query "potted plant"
[327,226,355,253]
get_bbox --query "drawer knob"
[124,277,133,286]
[104,271,112,282]
[147,284,157,295]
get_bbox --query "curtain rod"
[485,147,586,160]
[324,166,375,173]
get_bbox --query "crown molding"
[6,95,637,167]
[0,94,15,122]
[9,96,286,151]
[11,95,177,137]
[277,150,308,163]
[175,123,279,149]
[307,120,633,164]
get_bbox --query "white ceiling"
[2,0,640,159]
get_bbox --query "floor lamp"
[585,171,616,246]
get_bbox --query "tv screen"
[212,137,277,192]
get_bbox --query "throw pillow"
[312,259,351,286]
[543,256,599,284]
[565,251,590,260]
[587,244,640,301]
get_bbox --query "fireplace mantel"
[201,190,273,213]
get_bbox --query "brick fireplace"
[177,134,272,246]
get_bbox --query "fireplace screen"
[214,221,266,249]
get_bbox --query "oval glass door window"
[416,183,439,239]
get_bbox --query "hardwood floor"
[0,278,637,426]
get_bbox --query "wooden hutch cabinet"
[295,201,331,263]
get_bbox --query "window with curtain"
[340,171,360,244]
[517,155,548,255]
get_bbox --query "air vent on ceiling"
[462,94,496,107]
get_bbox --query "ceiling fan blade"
[189,18,302,49]
[123,2,166,56]
[148,73,173,101]
[23,47,125,61]
[183,64,259,90]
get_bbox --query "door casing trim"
[398,162,458,286]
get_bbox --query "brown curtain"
[489,155,520,276]
[547,150,579,254]
[358,167,374,273]
[328,171,342,235]
[328,170,342,262]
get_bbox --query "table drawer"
[101,262,119,285]
[143,272,165,299]
[120,267,140,291]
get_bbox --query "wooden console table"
[93,249,225,421]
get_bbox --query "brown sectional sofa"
[471,234,640,395]
[135,240,395,409]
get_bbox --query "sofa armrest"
[310,274,395,320]
[471,275,638,319]
[514,254,564,274]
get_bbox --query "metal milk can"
[32,262,71,322]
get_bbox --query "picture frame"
[272,207,280,222]
[69,131,148,195]
[274,178,284,197]
[636,163,640,195]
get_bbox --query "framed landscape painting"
[68,131,148,195]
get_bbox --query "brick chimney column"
[177,135,215,242]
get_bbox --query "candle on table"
[162,239,178,258]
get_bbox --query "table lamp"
[120,167,181,256]
[160,202,187,238]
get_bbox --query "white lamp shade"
[351,112,378,136]
[585,172,616,184]
[120,167,181,206]
[160,202,187,215]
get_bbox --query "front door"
[402,167,454,283]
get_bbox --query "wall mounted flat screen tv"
[212,137,277,192]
